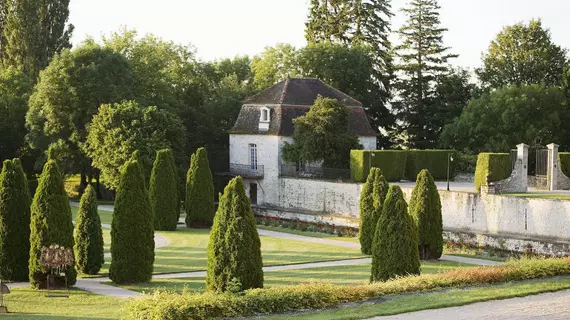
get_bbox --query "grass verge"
[258,225,359,243]
[502,193,570,200]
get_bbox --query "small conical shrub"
[206,176,263,292]
[109,159,155,284]
[372,171,389,214]
[409,169,443,260]
[371,185,420,282]
[150,149,179,231]
[0,159,31,281]
[359,168,386,255]
[29,160,77,288]
[74,184,104,275]
[185,148,214,228]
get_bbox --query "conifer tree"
[392,0,457,149]
[206,176,263,292]
[74,184,104,275]
[29,160,76,288]
[409,169,443,260]
[185,148,214,228]
[359,168,388,255]
[150,149,179,231]
[371,185,420,282]
[0,158,31,281]
[109,159,154,284]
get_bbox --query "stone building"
[228,78,377,206]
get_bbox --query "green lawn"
[115,260,469,293]
[70,206,114,225]
[258,225,359,243]
[502,193,570,200]
[262,276,570,320]
[3,287,123,319]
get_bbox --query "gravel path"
[370,289,570,320]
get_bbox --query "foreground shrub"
[359,168,376,255]
[474,153,511,191]
[29,160,77,288]
[0,159,31,281]
[206,176,263,292]
[74,185,104,275]
[150,149,179,231]
[109,158,154,284]
[124,257,570,320]
[371,185,420,282]
[185,148,215,228]
[409,169,443,260]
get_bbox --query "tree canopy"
[282,96,361,168]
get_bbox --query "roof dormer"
[259,106,270,131]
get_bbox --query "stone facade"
[488,143,528,194]
[547,143,570,190]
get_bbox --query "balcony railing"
[229,163,264,179]
[280,165,351,181]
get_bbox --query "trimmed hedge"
[150,149,179,231]
[74,184,104,275]
[124,258,570,320]
[371,185,420,282]
[559,153,570,177]
[404,150,457,181]
[109,158,155,284]
[29,160,77,288]
[474,153,512,191]
[350,150,407,182]
[185,148,215,228]
[207,176,263,292]
[0,159,31,281]
[409,169,443,260]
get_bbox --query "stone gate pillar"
[547,143,559,191]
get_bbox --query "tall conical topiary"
[206,176,263,292]
[371,185,420,282]
[109,158,155,284]
[185,148,214,228]
[74,185,104,275]
[29,160,77,288]
[359,168,388,255]
[150,149,179,231]
[0,159,31,281]
[409,169,443,260]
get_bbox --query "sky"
[69,0,570,70]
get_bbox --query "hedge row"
[350,150,456,183]
[560,153,570,177]
[124,258,570,320]
[474,153,512,191]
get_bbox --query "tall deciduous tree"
[282,96,361,168]
[0,67,32,163]
[206,176,263,292]
[185,148,214,228]
[84,101,186,190]
[2,0,74,78]
[0,158,30,281]
[251,43,299,90]
[29,159,76,288]
[392,0,457,149]
[150,149,179,231]
[74,184,104,275]
[477,19,568,89]
[109,158,154,284]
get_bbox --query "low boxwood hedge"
[350,150,407,182]
[559,153,570,177]
[474,153,512,191]
[125,258,570,320]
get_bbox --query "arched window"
[260,107,270,122]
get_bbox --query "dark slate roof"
[243,78,363,107]
[230,78,376,137]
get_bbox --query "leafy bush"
[404,150,457,181]
[150,149,179,231]
[456,153,478,174]
[350,150,407,182]
[29,160,77,288]
[207,176,263,292]
[74,185,104,275]
[0,159,31,281]
[124,257,570,320]
[371,185,420,282]
[474,153,512,191]
[185,148,215,228]
[109,158,154,284]
[559,153,570,177]
[409,170,443,260]
[359,168,376,255]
